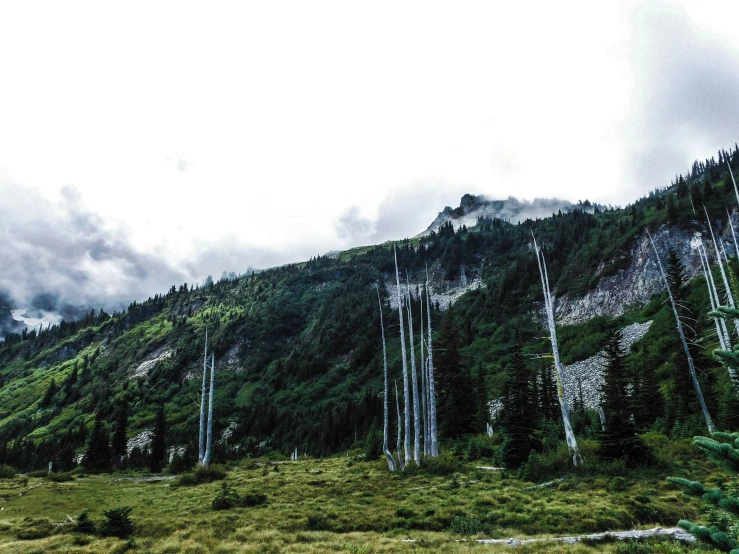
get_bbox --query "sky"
[2,0,739,326]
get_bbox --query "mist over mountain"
[0,173,596,338]
[419,194,589,236]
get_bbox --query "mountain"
[0,145,738,472]
[418,194,581,236]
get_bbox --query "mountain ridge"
[0,144,737,471]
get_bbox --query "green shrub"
[608,476,628,492]
[99,506,134,538]
[449,516,483,535]
[395,508,416,518]
[167,453,191,475]
[420,451,461,476]
[175,464,227,486]
[27,470,48,478]
[74,511,97,534]
[241,492,268,507]
[363,430,382,461]
[211,482,267,510]
[0,464,16,479]
[307,514,333,531]
[48,471,74,482]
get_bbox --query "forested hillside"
[1,145,739,475]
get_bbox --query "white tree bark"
[728,161,739,207]
[203,352,216,465]
[198,328,208,465]
[597,407,606,432]
[395,380,405,470]
[425,265,439,457]
[377,285,397,471]
[726,208,739,264]
[700,243,732,348]
[393,247,412,464]
[532,233,581,466]
[419,287,428,456]
[701,242,739,392]
[648,231,715,434]
[705,207,739,338]
[700,248,729,351]
[405,274,421,465]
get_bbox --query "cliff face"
[555,215,739,325]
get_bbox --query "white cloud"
[0,0,737,294]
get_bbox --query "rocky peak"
[419,195,575,236]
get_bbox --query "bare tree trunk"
[405,275,421,465]
[701,242,739,393]
[419,287,428,456]
[393,247,412,464]
[203,352,216,465]
[728,161,739,207]
[726,208,739,263]
[701,243,732,348]
[705,207,739,338]
[198,328,208,465]
[597,407,606,432]
[532,233,581,466]
[425,265,439,457]
[395,381,405,470]
[377,286,397,471]
[700,248,729,351]
[648,231,715,434]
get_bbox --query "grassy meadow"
[0,436,725,554]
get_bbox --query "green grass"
[0,446,721,553]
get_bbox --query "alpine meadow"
[0,146,738,553]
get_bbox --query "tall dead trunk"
[532,233,582,466]
[705,207,739,338]
[726,208,739,263]
[203,352,216,465]
[377,286,397,471]
[405,275,421,465]
[198,328,208,465]
[701,243,732,348]
[419,286,428,456]
[701,241,739,393]
[425,265,439,457]
[395,381,405,470]
[700,247,729,351]
[393,247,411,465]
[728,161,739,207]
[648,231,715,434]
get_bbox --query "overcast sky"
[2,0,739,321]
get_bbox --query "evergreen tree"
[499,328,540,467]
[632,348,663,430]
[64,363,78,393]
[539,362,558,421]
[691,182,703,205]
[474,367,489,432]
[598,326,650,466]
[669,432,739,553]
[435,307,475,439]
[666,194,679,222]
[665,247,700,433]
[40,379,56,407]
[677,177,688,198]
[111,402,128,469]
[150,405,166,473]
[83,412,111,471]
